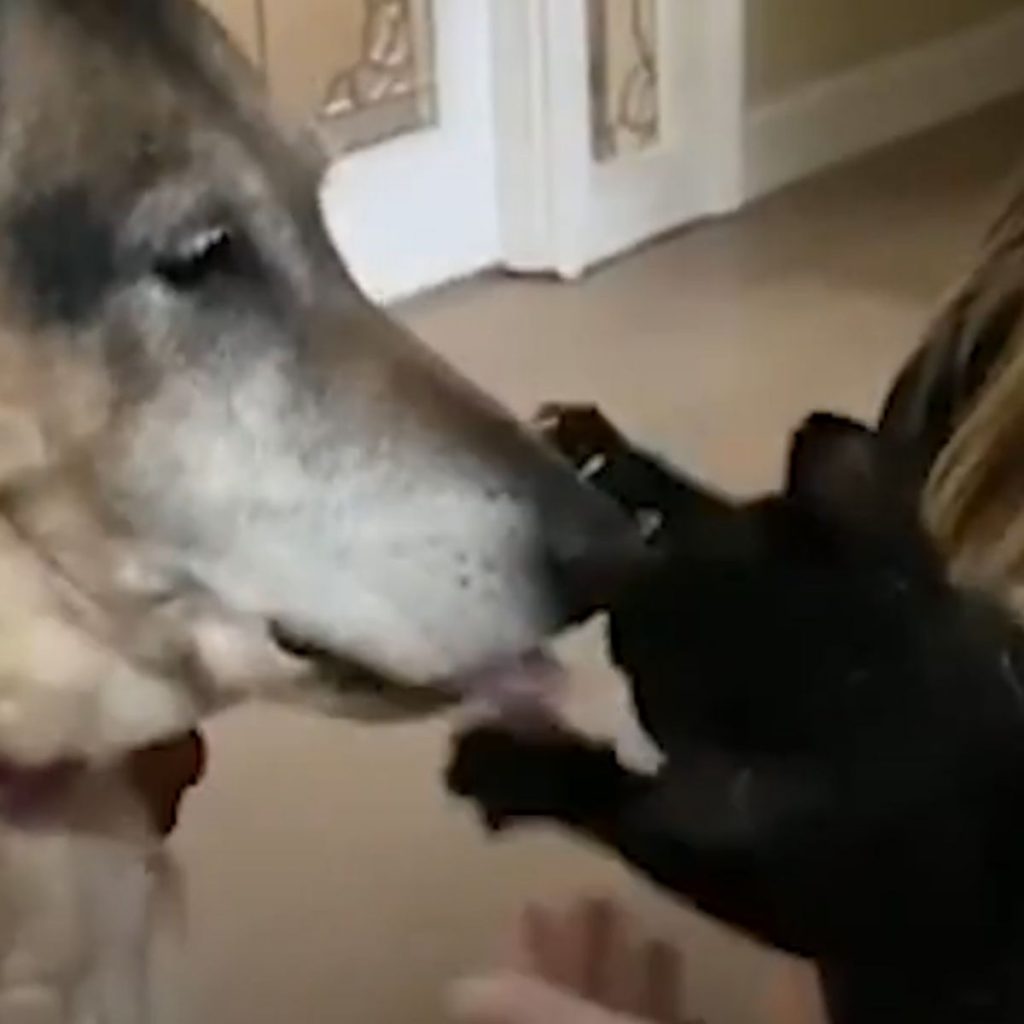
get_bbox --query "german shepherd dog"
[0,2,644,1021]
[450,405,1024,1024]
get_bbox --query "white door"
[316,0,499,302]
[199,0,500,303]
[494,0,746,280]
[201,0,745,296]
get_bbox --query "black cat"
[448,406,1024,1024]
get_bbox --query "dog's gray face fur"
[0,0,640,754]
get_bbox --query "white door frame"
[492,0,746,280]
[320,0,746,302]
[320,0,500,303]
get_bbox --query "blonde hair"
[926,322,1024,592]
[915,184,1024,608]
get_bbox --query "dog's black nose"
[546,513,651,624]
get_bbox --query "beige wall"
[199,0,367,117]
[748,0,1023,103]
[200,0,260,63]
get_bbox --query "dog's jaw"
[0,543,197,765]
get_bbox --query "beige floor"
[178,96,1024,1024]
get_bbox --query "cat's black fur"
[448,408,1024,1024]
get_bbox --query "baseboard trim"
[745,8,1024,201]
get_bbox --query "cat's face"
[608,415,967,756]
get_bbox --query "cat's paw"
[534,404,627,479]
[447,726,619,831]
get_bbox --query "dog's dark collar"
[0,730,206,835]
[0,758,81,821]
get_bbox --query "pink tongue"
[453,650,567,724]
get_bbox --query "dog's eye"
[154,226,234,290]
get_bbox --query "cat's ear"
[786,412,913,537]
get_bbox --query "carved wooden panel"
[200,0,436,153]
[587,0,661,162]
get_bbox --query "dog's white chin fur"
[0,525,295,768]
[0,536,184,767]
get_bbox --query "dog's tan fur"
[0,3,641,1020]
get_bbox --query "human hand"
[450,897,701,1024]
